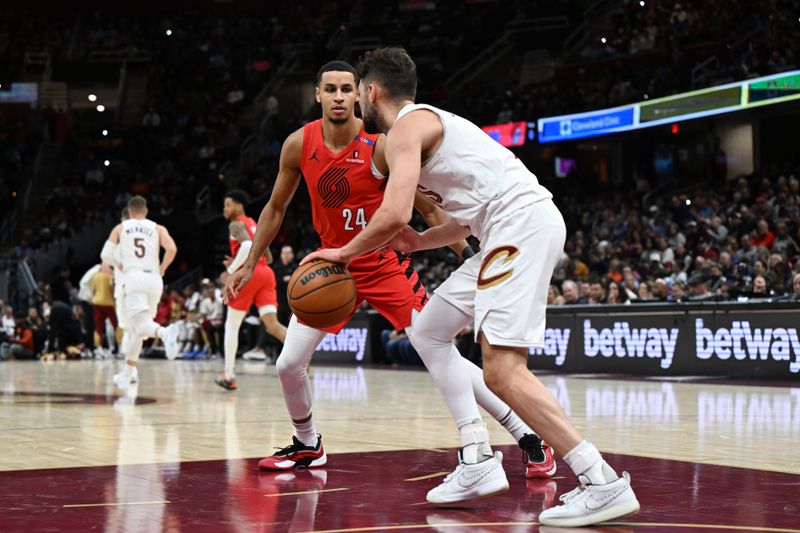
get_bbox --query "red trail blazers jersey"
[300,120,383,248]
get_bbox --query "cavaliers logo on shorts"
[318,167,350,208]
[477,245,520,290]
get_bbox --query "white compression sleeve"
[224,308,247,378]
[122,331,144,363]
[100,240,120,267]
[227,240,252,274]
[275,315,327,424]
[406,296,483,429]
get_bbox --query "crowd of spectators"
[9,1,796,257]
[0,113,43,244]
[443,0,799,128]
[6,4,349,258]
[3,2,800,364]
[548,168,800,305]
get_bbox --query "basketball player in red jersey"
[226,62,554,490]
[216,189,287,390]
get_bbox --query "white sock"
[293,415,318,448]
[497,408,535,442]
[122,365,135,378]
[224,308,247,379]
[563,440,618,484]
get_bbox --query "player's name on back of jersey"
[124,225,155,237]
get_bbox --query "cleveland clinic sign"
[528,303,800,377]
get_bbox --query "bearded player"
[215,189,287,390]
[305,48,638,526]
[226,61,555,494]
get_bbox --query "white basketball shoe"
[538,470,639,527]
[112,366,138,389]
[162,323,180,360]
[426,450,509,504]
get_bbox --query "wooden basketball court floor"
[1,359,798,532]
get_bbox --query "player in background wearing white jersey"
[304,48,639,527]
[108,208,137,382]
[102,196,181,389]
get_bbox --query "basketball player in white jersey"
[226,61,554,487]
[304,48,639,527]
[102,196,180,388]
[110,208,137,382]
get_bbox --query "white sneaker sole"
[539,497,640,527]
[426,476,510,504]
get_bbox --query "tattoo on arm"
[229,221,251,242]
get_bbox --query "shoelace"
[274,438,304,456]
[559,478,589,503]
[442,463,465,484]
[521,442,547,464]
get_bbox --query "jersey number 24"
[342,207,366,231]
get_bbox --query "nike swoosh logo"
[584,484,630,511]
[456,462,498,489]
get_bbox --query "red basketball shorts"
[310,251,427,334]
[228,263,278,313]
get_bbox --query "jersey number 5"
[342,207,366,231]
[134,237,146,258]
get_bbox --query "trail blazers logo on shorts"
[318,167,350,208]
[477,245,520,290]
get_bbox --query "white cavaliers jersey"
[396,103,552,240]
[119,218,160,273]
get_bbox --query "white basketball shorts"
[114,273,129,329]
[123,270,163,321]
[434,198,566,348]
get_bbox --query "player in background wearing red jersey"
[216,190,287,390]
[226,62,555,492]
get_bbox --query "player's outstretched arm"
[227,128,303,297]
[157,225,178,277]
[391,216,471,254]
[412,191,473,258]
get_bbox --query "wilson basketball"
[287,260,357,328]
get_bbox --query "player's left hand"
[219,271,229,285]
[300,247,351,266]
[222,255,233,268]
[390,225,422,253]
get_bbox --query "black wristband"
[461,246,476,260]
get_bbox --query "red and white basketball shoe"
[519,434,557,479]
[258,435,327,470]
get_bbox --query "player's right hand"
[224,264,253,302]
